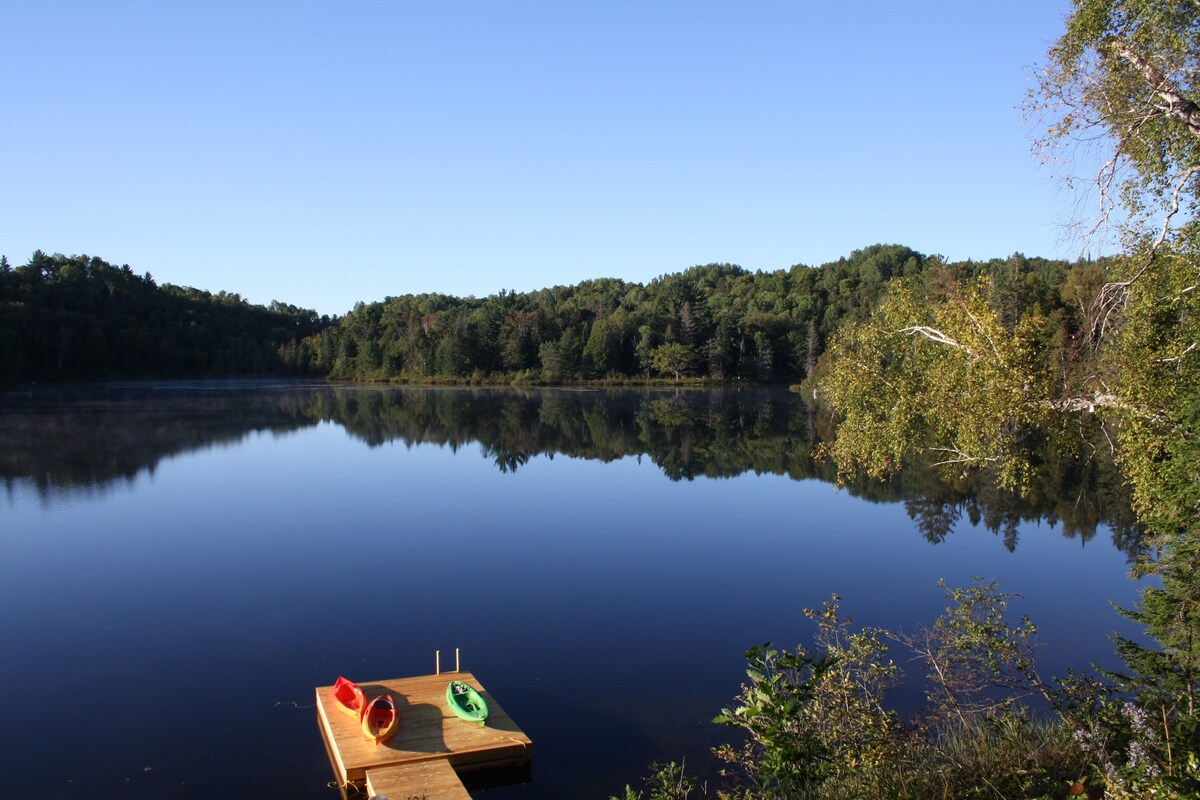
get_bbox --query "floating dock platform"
[316,671,532,798]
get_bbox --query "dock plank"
[367,761,471,800]
[315,671,532,788]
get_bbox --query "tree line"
[308,244,1116,387]
[0,251,329,383]
[2,245,1119,393]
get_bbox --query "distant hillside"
[0,251,329,384]
[305,244,1114,386]
[1,245,1114,388]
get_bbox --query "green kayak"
[446,680,490,723]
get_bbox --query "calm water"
[0,382,1145,799]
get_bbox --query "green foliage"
[0,252,328,382]
[909,579,1047,726]
[1108,246,1200,543]
[814,258,1199,796]
[0,241,1079,392]
[1029,8,1200,792]
[650,342,698,380]
[618,582,1200,799]
[582,316,622,377]
[609,762,706,800]
[310,246,1120,392]
[622,582,1093,799]
[1069,689,1200,798]
[1032,0,1200,243]
[711,641,839,795]
[821,273,1057,492]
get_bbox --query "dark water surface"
[0,381,1145,799]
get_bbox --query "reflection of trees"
[904,495,964,545]
[483,444,531,474]
[0,383,1141,556]
[0,382,317,501]
[887,423,1142,556]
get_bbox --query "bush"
[614,581,1106,799]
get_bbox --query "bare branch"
[896,326,975,357]
[1155,342,1198,363]
[851,360,897,390]
[1090,164,1200,340]
[960,304,1006,367]
[929,446,1000,467]
[1107,38,1200,137]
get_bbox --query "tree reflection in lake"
[0,380,1140,556]
[0,379,1149,800]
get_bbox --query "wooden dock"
[315,671,532,798]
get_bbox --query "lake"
[0,381,1146,799]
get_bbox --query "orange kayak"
[361,692,399,744]
[332,676,366,720]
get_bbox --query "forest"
[0,250,326,383]
[304,245,1113,388]
[0,243,1116,397]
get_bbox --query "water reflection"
[0,381,1140,554]
[0,380,1147,800]
[0,381,315,501]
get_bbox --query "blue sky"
[2,1,1093,317]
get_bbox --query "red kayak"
[361,692,399,744]
[332,676,366,720]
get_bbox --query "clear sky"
[2,0,1094,317]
